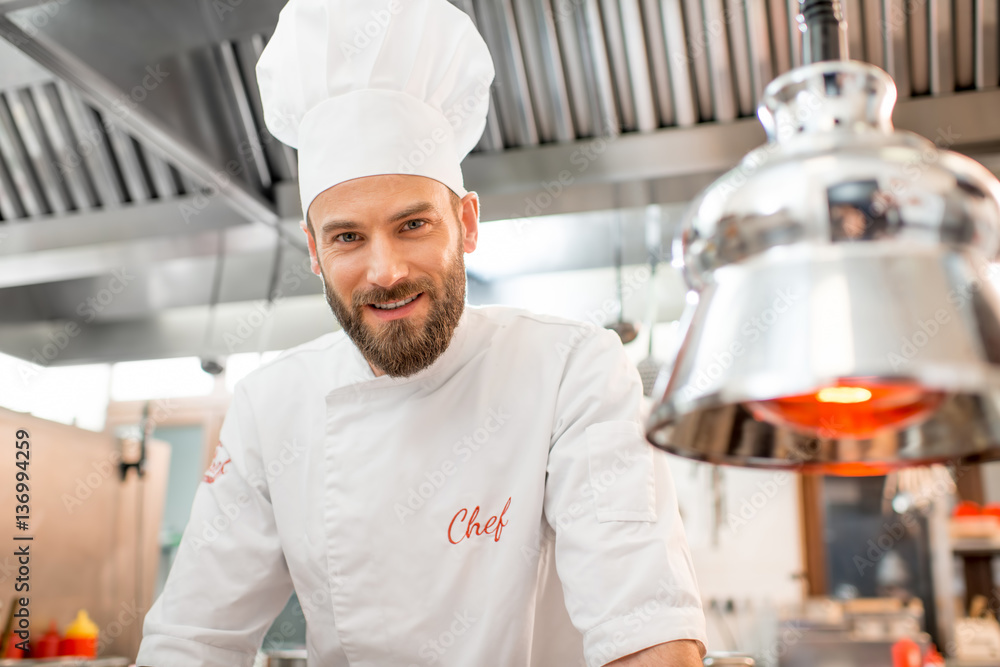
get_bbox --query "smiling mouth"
[369,293,422,310]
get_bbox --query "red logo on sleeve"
[448,497,511,544]
[203,445,231,483]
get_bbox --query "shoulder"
[233,330,354,397]
[466,303,613,340]
[466,304,624,368]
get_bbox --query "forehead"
[308,174,452,227]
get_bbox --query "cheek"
[320,255,359,296]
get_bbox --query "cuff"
[135,634,258,667]
[583,605,708,667]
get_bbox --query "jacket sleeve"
[544,324,708,667]
[135,381,295,667]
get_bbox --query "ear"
[459,192,480,253]
[300,219,322,275]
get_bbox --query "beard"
[321,244,467,378]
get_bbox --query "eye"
[335,231,360,243]
[403,219,427,231]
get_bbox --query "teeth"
[372,294,419,310]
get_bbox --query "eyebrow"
[319,201,439,236]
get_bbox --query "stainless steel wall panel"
[745,0,775,105]
[704,0,738,120]
[533,0,577,141]
[104,120,151,204]
[767,0,793,74]
[218,40,271,190]
[659,0,699,126]
[726,0,756,115]
[31,82,97,212]
[863,0,885,68]
[0,147,25,220]
[144,149,178,200]
[954,0,975,87]
[8,88,70,214]
[578,0,621,135]
[929,0,955,93]
[638,0,675,127]
[619,0,659,131]
[512,0,572,142]
[241,34,298,181]
[598,0,638,131]
[473,0,539,147]
[0,92,45,217]
[787,0,803,68]
[974,0,998,88]
[55,82,126,209]
[908,0,930,94]
[0,14,279,228]
[475,89,506,152]
[550,0,596,136]
[882,0,911,98]
[681,0,716,119]
[453,0,503,152]
[844,0,865,61]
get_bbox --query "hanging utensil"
[200,230,226,375]
[636,205,665,395]
[606,210,638,344]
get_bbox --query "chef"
[135,0,707,665]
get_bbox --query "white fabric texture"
[255,0,495,220]
[135,305,707,667]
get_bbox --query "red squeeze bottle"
[923,645,945,666]
[58,610,98,658]
[1,634,25,658]
[32,620,61,658]
[892,637,922,667]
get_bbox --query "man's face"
[301,174,479,377]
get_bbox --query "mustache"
[352,277,436,308]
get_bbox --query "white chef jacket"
[136,304,707,667]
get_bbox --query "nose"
[365,235,409,288]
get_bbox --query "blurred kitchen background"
[0,0,999,665]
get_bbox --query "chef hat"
[256,0,495,222]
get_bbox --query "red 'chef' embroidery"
[203,445,231,484]
[448,497,511,544]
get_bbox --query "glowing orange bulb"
[746,378,945,440]
[816,386,872,404]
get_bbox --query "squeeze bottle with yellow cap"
[58,609,98,658]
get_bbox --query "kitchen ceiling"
[0,0,998,364]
